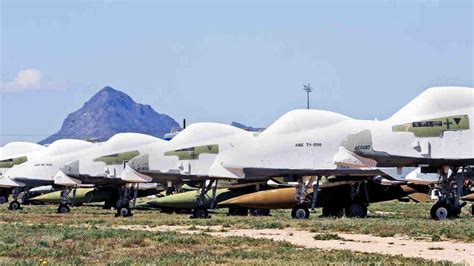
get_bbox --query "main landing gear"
[56,188,77,214]
[429,167,467,220]
[0,189,8,205]
[291,176,319,219]
[115,184,139,217]
[290,176,369,219]
[190,180,218,219]
[8,188,24,210]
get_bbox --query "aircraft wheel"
[228,207,248,216]
[322,206,344,217]
[345,202,367,218]
[450,207,461,218]
[249,208,270,217]
[8,200,21,210]
[471,204,474,216]
[57,204,70,214]
[430,202,450,220]
[116,206,132,217]
[160,207,175,214]
[192,208,209,219]
[291,205,310,219]
[0,196,7,205]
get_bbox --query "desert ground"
[0,200,472,264]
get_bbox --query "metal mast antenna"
[303,84,312,109]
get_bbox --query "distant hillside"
[231,122,265,132]
[39,86,180,144]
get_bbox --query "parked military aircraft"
[205,87,470,219]
[30,183,162,208]
[0,142,45,177]
[1,139,96,210]
[336,87,474,219]
[123,111,419,219]
[0,142,46,204]
[121,122,256,217]
[56,133,163,215]
[334,86,474,219]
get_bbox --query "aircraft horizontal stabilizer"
[333,147,377,168]
[54,170,82,186]
[121,165,153,183]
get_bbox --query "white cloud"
[1,69,66,93]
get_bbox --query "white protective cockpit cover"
[99,133,160,152]
[42,139,95,157]
[259,109,351,137]
[0,142,45,160]
[389,87,474,122]
[170,123,249,144]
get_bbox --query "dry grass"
[0,200,471,264]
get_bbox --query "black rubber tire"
[160,208,175,214]
[117,206,132,217]
[322,206,344,217]
[450,207,462,218]
[345,202,368,218]
[430,201,451,220]
[57,205,70,214]
[193,208,209,219]
[0,196,7,205]
[291,205,310,219]
[9,200,21,210]
[249,208,270,217]
[471,204,474,216]
[228,207,248,216]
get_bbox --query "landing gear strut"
[57,188,75,214]
[291,176,318,219]
[191,180,217,219]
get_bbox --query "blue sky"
[1,0,472,144]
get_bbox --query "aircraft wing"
[241,167,384,180]
[335,147,474,168]
[54,170,127,187]
[120,164,241,184]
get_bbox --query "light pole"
[303,84,312,109]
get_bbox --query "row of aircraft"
[0,86,473,220]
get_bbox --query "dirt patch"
[113,225,474,264]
